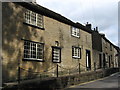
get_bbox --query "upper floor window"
[24,9,44,28]
[72,46,81,59]
[23,40,44,61]
[52,46,61,63]
[71,27,80,38]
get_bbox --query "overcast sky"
[36,0,119,46]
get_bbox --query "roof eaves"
[16,2,92,34]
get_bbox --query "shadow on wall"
[2,2,54,83]
[2,2,33,82]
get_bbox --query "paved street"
[66,72,120,90]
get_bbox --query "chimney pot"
[96,27,98,31]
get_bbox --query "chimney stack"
[86,22,92,30]
[96,27,98,31]
[95,27,98,33]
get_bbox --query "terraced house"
[92,28,119,70]
[1,1,119,85]
[113,46,119,68]
[92,27,103,70]
[101,34,115,68]
[2,2,94,83]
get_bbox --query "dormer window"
[71,26,80,38]
[24,9,44,28]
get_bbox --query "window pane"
[25,10,31,24]
[37,14,43,28]
[31,43,36,58]
[72,47,74,56]
[37,44,43,59]
[75,48,77,56]
[31,12,36,25]
[24,41,30,58]
[78,49,80,58]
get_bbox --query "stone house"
[2,2,93,83]
[113,46,119,68]
[1,1,119,85]
[101,35,115,68]
[92,28,103,70]
[92,28,119,70]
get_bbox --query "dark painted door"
[103,53,106,68]
[99,54,102,68]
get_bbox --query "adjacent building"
[92,27,119,70]
[91,27,102,70]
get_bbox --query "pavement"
[65,72,120,90]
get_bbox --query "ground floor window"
[72,46,81,59]
[23,40,44,61]
[52,46,61,63]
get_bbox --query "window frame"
[72,46,81,59]
[23,40,44,62]
[71,26,80,38]
[52,46,61,63]
[24,9,44,29]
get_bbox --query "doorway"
[86,50,91,71]
[99,54,102,68]
[103,53,106,68]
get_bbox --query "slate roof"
[15,2,119,50]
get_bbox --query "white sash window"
[72,47,81,59]
[24,40,44,61]
[71,27,80,38]
[24,9,43,28]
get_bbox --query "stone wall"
[102,38,114,68]
[3,68,119,90]
[2,2,93,83]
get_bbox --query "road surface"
[65,72,120,90]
